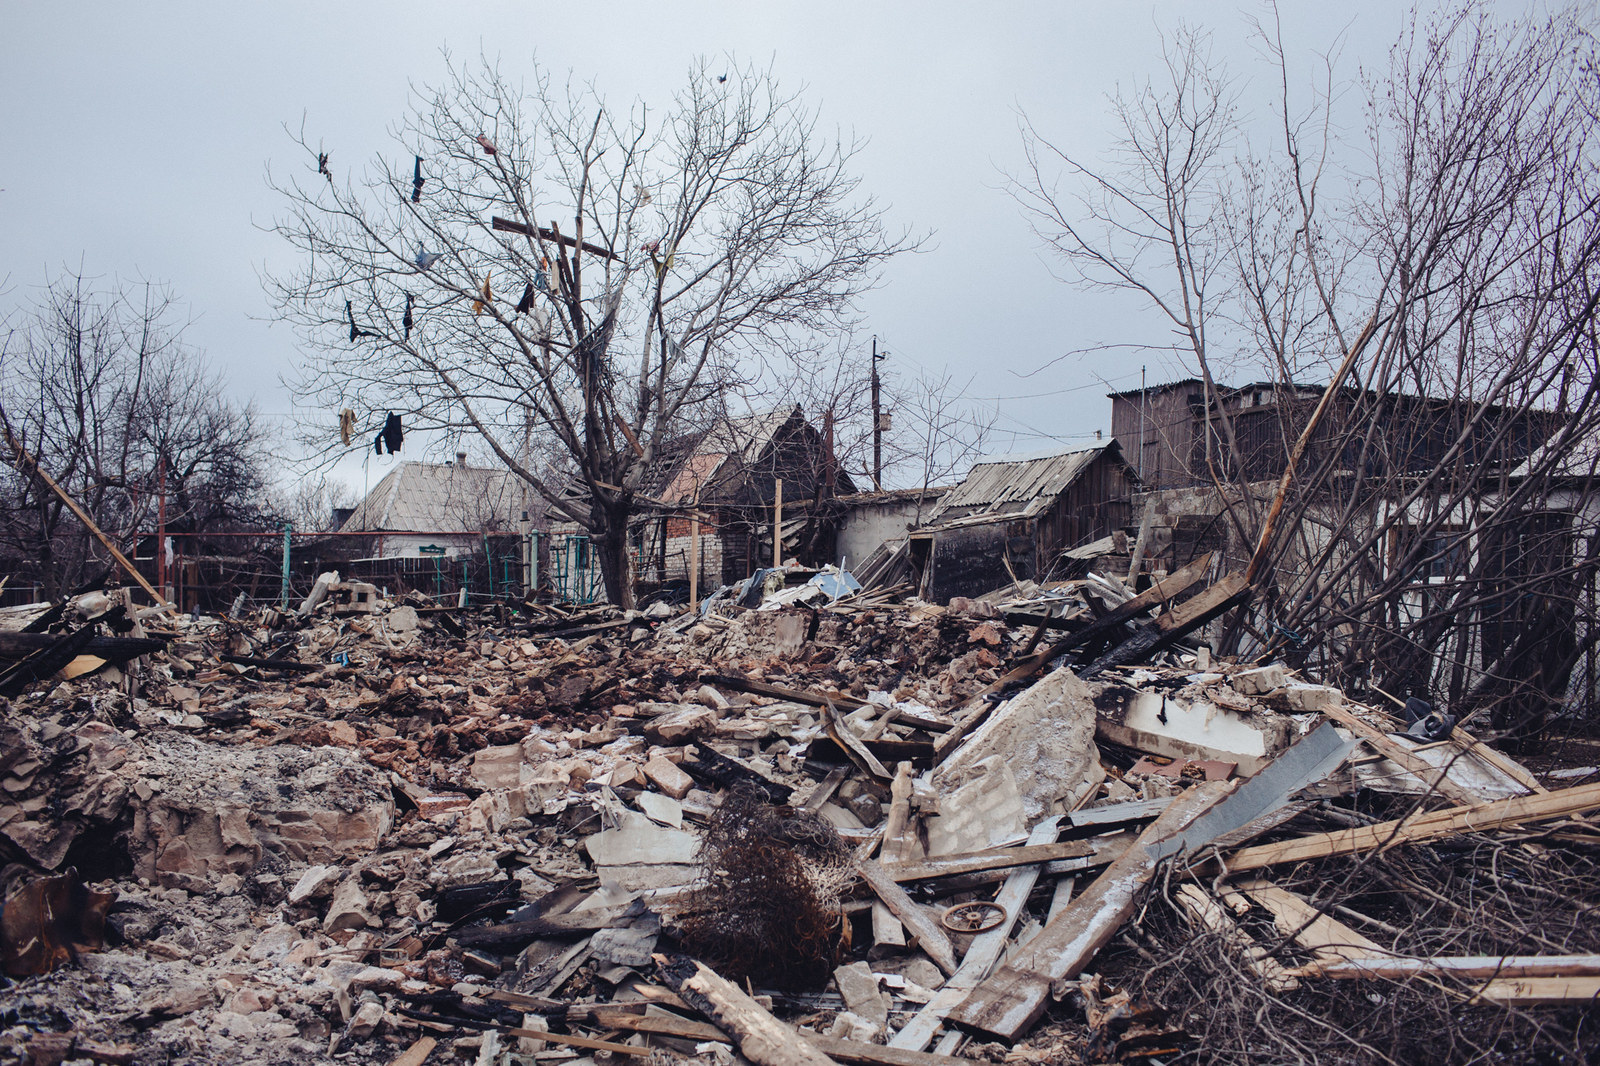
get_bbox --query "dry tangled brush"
[674,786,856,990]
[1113,828,1600,1065]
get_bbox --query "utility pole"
[871,337,887,491]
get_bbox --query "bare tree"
[0,270,271,600]
[269,56,912,606]
[881,366,996,520]
[1015,5,1600,738]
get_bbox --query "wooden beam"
[855,859,960,975]
[0,418,175,614]
[1173,884,1299,992]
[1295,954,1600,981]
[1473,976,1600,1004]
[881,841,1096,883]
[874,762,917,948]
[805,1034,969,1066]
[655,955,841,1066]
[1317,703,1483,806]
[1234,880,1384,966]
[826,700,890,780]
[1223,781,1600,872]
[490,216,620,260]
[389,1036,437,1066]
[890,818,1063,1053]
[501,1027,648,1057]
[946,782,1230,1041]
[1078,573,1251,678]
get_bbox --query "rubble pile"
[2,567,1598,1065]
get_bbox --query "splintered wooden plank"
[889,818,1063,1052]
[1318,703,1483,806]
[1078,573,1251,678]
[1298,955,1600,980]
[389,1036,438,1066]
[1473,976,1600,1004]
[945,783,1230,1041]
[806,1034,971,1066]
[1173,884,1300,992]
[874,763,917,948]
[1234,880,1384,965]
[1224,781,1600,871]
[882,841,1094,882]
[655,955,840,1066]
[857,859,959,976]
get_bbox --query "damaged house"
[334,455,536,598]
[902,441,1138,602]
[1106,377,1597,731]
[548,405,855,603]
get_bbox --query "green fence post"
[279,522,292,609]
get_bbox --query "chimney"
[456,451,468,468]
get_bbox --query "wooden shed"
[908,441,1138,601]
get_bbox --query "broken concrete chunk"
[935,666,1100,826]
[585,812,700,866]
[1232,664,1287,695]
[644,705,719,745]
[696,684,732,711]
[637,791,684,828]
[288,864,342,905]
[834,961,889,1030]
[469,744,528,791]
[1285,684,1341,711]
[346,999,385,1040]
[925,761,1026,855]
[643,755,694,799]
[827,1010,882,1043]
[323,877,373,932]
[246,923,304,965]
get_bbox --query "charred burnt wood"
[19,603,66,634]
[0,632,166,663]
[1001,611,1089,632]
[436,879,522,925]
[706,673,869,711]
[219,654,320,673]
[1077,575,1251,679]
[0,619,103,697]
[682,743,794,803]
[452,905,638,952]
[808,736,934,769]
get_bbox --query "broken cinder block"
[1232,664,1287,695]
[643,755,694,799]
[1285,683,1341,712]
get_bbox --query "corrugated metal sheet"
[928,445,1112,522]
[339,461,531,532]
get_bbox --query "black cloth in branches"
[373,412,404,455]
[346,300,373,342]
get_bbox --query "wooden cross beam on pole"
[0,413,176,614]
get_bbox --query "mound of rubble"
[2,567,1598,1066]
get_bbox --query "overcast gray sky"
[2,1,1427,491]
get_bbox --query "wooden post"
[1,415,174,613]
[689,512,700,613]
[773,478,783,568]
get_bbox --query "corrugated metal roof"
[339,461,532,532]
[927,442,1127,523]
